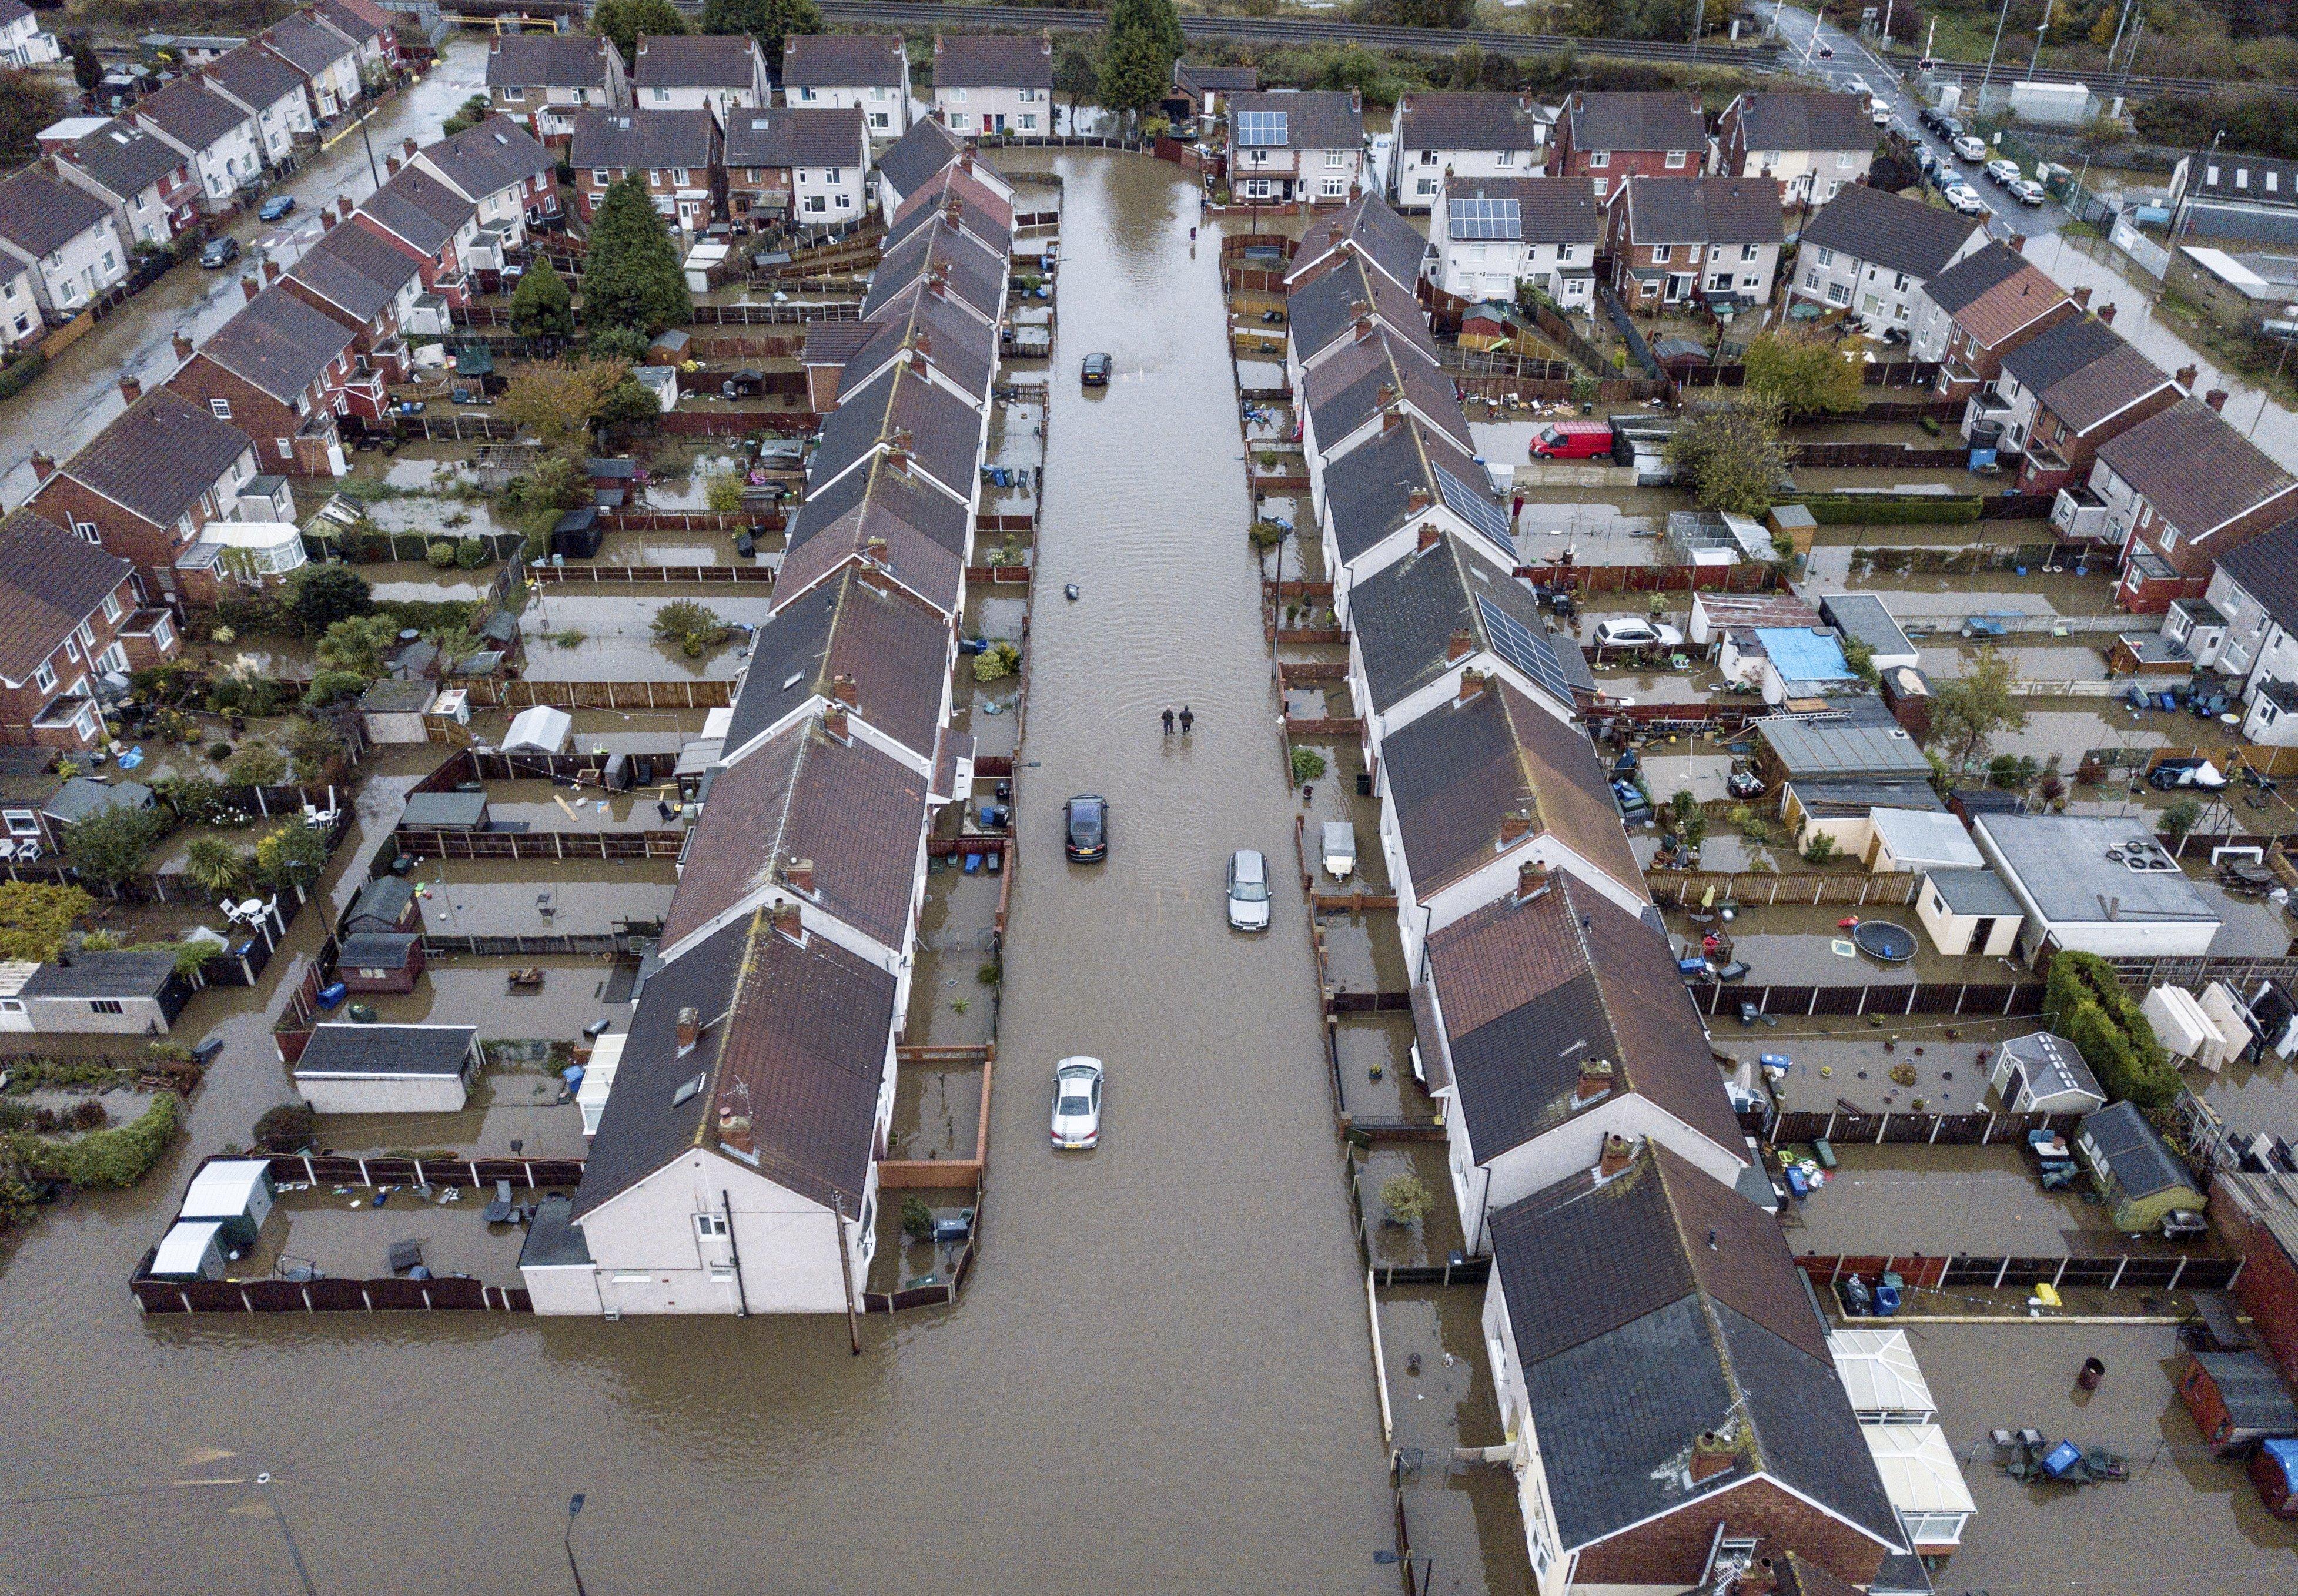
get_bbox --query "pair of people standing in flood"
[1161,705,1196,737]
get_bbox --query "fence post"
[1876,1113,1889,1144]
[1994,1257,2010,1289]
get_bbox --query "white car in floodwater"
[1051,1057,1103,1150]
[1226,848,1272,931]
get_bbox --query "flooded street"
[0,154,1391,1591]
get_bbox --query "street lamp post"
[565,1494,588,1596]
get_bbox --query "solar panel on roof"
[1476,594,1574,708]
[1433,464,1515,559]
[1236,109,1289,147]
[1449,197,1521,240]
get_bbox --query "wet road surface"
[0,152,1394,1591]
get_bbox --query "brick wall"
[1572,1476,1891,1590]
[24,478,184,597]
[2234,1208,2298,1394]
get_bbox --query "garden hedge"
[2042,951,2181,1110]
[18,1093,181,1189]
[1789,494,1983,526]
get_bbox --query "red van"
[1530,420,1615,460]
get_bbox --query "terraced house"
[570,108,721,236]
[1225,89,1366,205]
[52,122,200,247]
[782,33,912,139]
[721,108,871,227]
[633,33,768,124]
[930,32,1053,140]
[0,167,129,319]
[484,32,629,140]
[0,511,179,750]
[1389,92,1550,211]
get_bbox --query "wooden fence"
[1514,561,1785,594]
[394,827,687,860]
[134,1272,530,1314]
[448,677,736,710]
[1752,1105,2082,1147]
[1794,1251,2239,1293]
[530,563,775,586]
[1691,980,2046,1019]
[1644,871,1922,907]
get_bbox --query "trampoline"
[1851,921,1918,963]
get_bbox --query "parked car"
[199,236,240,269]
[1869,97,1892,125]
[1531,420,1614,459]
[1919,105,1943,132]
[2011,179,2047,206]
[1984,158,2022,186]
[1952,135,1988,162]
[1049,1056,1103,1150]
[1938,116,1966,140]
[1063,794,1109,861]
[1081,352,1112,387]
[258,195,296,222]
[1592,618,1683,651]
[1948,186,1990,216]
[1226,848,1272,931]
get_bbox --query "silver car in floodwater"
[1227,848,1272,931]
[1050,1056,1103,1150]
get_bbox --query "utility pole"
[1691,0,1705,62]
[2025,0,2053,81]
[354,98,380,195]
[564,1495,588,1596]
[2104,0,2138,69]
[1979,0,2015,94]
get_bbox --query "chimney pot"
[2206,388,2228,412]
[2177,364,2198,391]
[1690,1430,1737,1483]
[1416,520,1440,552]
[262,258,280,283]
[1516,858,1551,901]
[171,332,193,360]
[1406,486,1432,514]
[2072,285,2093,309]
[1446,627,1475,663]
[241,275,260,302]
[2006,232,2026,254]
[118,375,141,404]
[1383,407,1404,436]
[29,450,55,483]
[1497,806,1533,846]
[2098,302,2117,325]
[675,1005,700,1052]
[769,899,802,941]
[338,195,353,219]
[864,534,889,563]
[1576,1057,1615,1103]
[822,698,850,740]
[831,671,859,708]
[717,1107,754,1155]
[784,855,818,894]
[1457,666,1489,703]
[1597,1132,1634,1180]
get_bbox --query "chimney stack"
[2098,301,2116,325]
[1597,1132,1634,1180]
[241,275,260,302]
[1690,1430,1737,1483]
[29,451,54,483]
[2207,388,2229,413]
[403,136,419,159]
[171,332,193,360]
[1497,806,1533,845]
[2177,364,2198,391]
[338,195,353,219]
[118,375,141,404]
[831,671,858,708]
[386,155,401,175]
[822,699,850,740]
[1416,520,1440,553]
[864,533,889,565]
[2072,285,2093,309]
[1457,667,1489,704]
[1382,406,1403,436]
[1732,1560,1779,1596]
[1446,627,1476,663]
[1515,858,1551,901]
[262,258,280,283]
[1376,380,1397,409]
[784,856,817,894]
[2006,232,2026,254]
[1576,1057,1615,1103]
[717,1107,754,1156]
[1405,486,1432,515]
[675,1005,700,1053]
[769,899,802,942]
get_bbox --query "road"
[0,39,485,508]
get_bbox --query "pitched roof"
[206,41,308,109]
[1382,677,1643,899]
[2080,1099,2199,1200]
[875,116,966,199]
[1173,61,1258,95]
[570,106,716,172]
[724,567,951,764]
[2190,150,2298,207]
[1323,414,1506,568]
[1728,90,1875,153]
[1621,176,1784,245]
[62,121,188,201]
[843,283,998,401]
[1442,176,1605,246]
[2213,517,2298,635]
[485,32,610,89]
[784,32,908,88]
[932,31,1053,90]
[1227,89,1364,153]
[861,215,1005,324]
[812,360,982,500]
[315,0,393,42]
[286,215,421,322]
[722,106,869,171]
[801,320,875,369]
[1488,1141,1903,1554]
[2096,398,2297,536]
[658,714,928,955]
[358,165,473,255]
[193,289,354,402]
[262,12,357,75]
[889,162,1015,253]
[1918,239,2030,316]
[1567,90,1705,154]
[1287,255,1442,368]
[633,33,760,89]
[2001,316,2173,433]
[1347,530,1588,716]
[51,389,249,529]
[0,166,112,259]
[136,74,250,150]
[1932,243,2070,346]
[1428,872,1741,1160]
[22,948,179,998]
[1287,190,1424,291]
[1801,183,1979,280]
[0,513,129,684]
[420,118,555,200]
[777,452,969,614]
[1302,326,1467,456]
[1395,91,1546,155]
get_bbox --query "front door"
[991,113,1006,133]
[1969,916,1997,953]
[1666,273,1692,302]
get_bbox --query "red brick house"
[1989,316,2182,495]
[570,106,721,236]
[1910,241,2079,400]
[0,510,180,750]
[350,162,479,308]
[1483,1138,1908,1591]
[281,208,423,370]
[1602,175,1783,312]
[166,286,369,476]
[2086,399,2298,613]
[25,387,260,603]
[1553,91,1708,199]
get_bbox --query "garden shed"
[21,949,190,1035]
[2078,1100,2206,1233]
[2179,1347,2298,1455]
[148,1219,228,1282]
[41,777,153,831]
[337,931,424,994]
[1986,1029,2106,1115]
[290,1023,481,1115]
[1916,867,2024,958]
[398,791,489,831]
[177,1158,276,1245]
[344,874,416,936]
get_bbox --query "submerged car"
[1591,618,1684,651]
[1081,352,1112,387]
[199,236,240,269]
[1064,794,1108,862]
[1050,1056,1103,1150]
[1226,848,1272,931]
[258,195,296,222]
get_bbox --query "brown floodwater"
[0,152,1394,1591]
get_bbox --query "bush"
[901,1195,934,1240]
[454,538,489,570]
[68,1098,108,1132]
[1290,746,1328,785]
[0,881,93,962]
[304,669,367,708]
[704,471,746,513]
[425,541,457,568]
[1803,831,1837,862]
[20,1093,180,1189]
[253,1100,316,1152]
[2044,951,2181,1109]
[1792,494,1983,526]
[222,744,287,787]
[1380,1173,1434,1224]
[650,599,728,660]
[971,640,1022,682]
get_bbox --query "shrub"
[222,743,287,787]
[0,881,92,962]
[1804,831,1838,862]
[425,541,457,568]
[22,1093,180,1189]
[207,678,246,713]
[1380,1173,1434,1225]
[971,640,1022,682]
[304,669,367,708]
[1792,494,1983,526]
[253,1100,316,1152]
[704,471,746,513]
[207,741,234,762]
[650,599,727,659]
[68,1098,108,1132]
[1290,747,1328,785]
[2044,951,2181,1109]
[454,538,489,570]
[901,1195,934,1240]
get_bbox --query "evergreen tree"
[581,175,691,336]
[510,256,574,341]
[699,0,821,59]
[69,34,101,98]
[1098,24,1172,118]
[594,0,686,66]
[0,69,63,168]
[1108,0,1183,63]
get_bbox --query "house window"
[1557,245,1574,262]
[1763,149,1781,166]
[952,88,966,102]
[1838,150,1855,168]
[1815,246,1834,267]
[805,195,826,213]
[3,811,37,838]
[1711,272,1733,291]
[870,112,889,128]
[672,169,688,185]
[75,622,93,653]
[1665,150,1687,169]
[2237,168,2250,189]
[593,170,608,184]
[1417,177,1437,196]
[99,643,126,674]
[89,1000,123,1015]
[1587,150,1608,168]
[1742,243,1759,262]
[32,661,53,692]
[1497,149,1514,167]
[693,1213,729,1239]
[209,398,232,419]
[1325,149,1345,168]
[2264,700,2282,728]
[276,438,292,459]
[152,615,173,650]
[1321,177,1346,198]
[1827,282,1849,305]
[1019,114,1035,130]
[1651,245,1670,262]
[1894,270,1909,291]
[799,86,816,101]
[72,521,99,545]
[652,87,669,102]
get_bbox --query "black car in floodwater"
[1065,794,1108,862]
[1081,353,1112,387]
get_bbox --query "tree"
[1743,327,1866,416]
[1110,0,1184,61]
[69,35,101,98]
[282,716,346,781]
[499,357,638,453]
[593,376,665,430]
[509,257,574,341]
[651,599,728,658]
[1380,1173,1435,1224]
[1369,0,1473,26]
[1098,23,1173,117]
[593,0,685,63]
[440,93,492,138]
[0,70,64,168]
[181,837,251,896]
[222,743,287,788]
[255,820,333,890]
[1928,646,2028,772]
[587,324,651,362]
[581,176,691,336]
[0,882,93,962]
[2163,796,2206,842]
[288,566,373,636]
[1665,394,1787,518]
[700,0,820,58]
[316,614,405,677]
[61,805,169,895]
